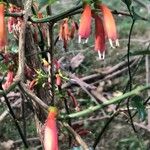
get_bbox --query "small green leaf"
[122,0,132,8]
[131,96,147,121]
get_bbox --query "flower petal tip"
[109,39,115,49]
[83,38,88,44]
[78,36,81,43]
[98,51,105,60]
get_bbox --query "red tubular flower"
[0,3,7,50]
[54,60,60,71]
[63,19,70,41]
[69,21,76,39]
[78,4,92,43]
[58,22,64,41]
[94,14,106,60]
[2,71,14,90]
[44,107,58,150]
[67,89,80,111]
[55,74,61,87]
[29,79,37,90]
[100,4,119,48]
[58,19,70,50]
[69,21,78,39]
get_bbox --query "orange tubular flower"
[78,4,92,43]
[94,14,106,60]
[0,3,6,50]
[44,107,58,150]
[100,4,119,48]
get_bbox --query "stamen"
[115,39,119,47]
[82,38,88,44]
[102,51,105,60]
[98,51,101,59]
[98,51,105,60]
[109,38,115,49]
[78,36,81,43]
[85,38,89,43]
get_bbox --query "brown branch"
[46,5,55,105]
[69,73,98,104]
[62,122,89,150]
[134,122,150,133]
[19,82,49,111]
[15,0,32,80]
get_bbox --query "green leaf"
[0,62,8,73]
[131,96,147,121]
[122,0,132,8]
[122,0,132,13]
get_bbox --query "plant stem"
[60,85,150,119]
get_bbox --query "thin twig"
[126,18,136,132]
[0,99,21,122]
[69,74,98,104]
[62,122,89,150]
[93,112,118,149]
[46,5,55,105]
[63,97,72,148]
[2,93,28,148]
[19,82,49,111]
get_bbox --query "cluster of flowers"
[8,4,23,35]
[0,3,23,51]
[78,2,119,59]
[58,2,119,60]
[58,18,78,50]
